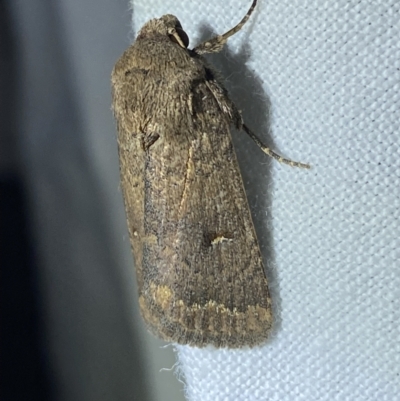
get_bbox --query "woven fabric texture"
[132,1,400,400]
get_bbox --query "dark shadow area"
[0,2,54,399]
[0,178,55,401]
[196,23,282,336]
[1,0,152,400]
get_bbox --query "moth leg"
[243,124,311,169]
[205,80,242,127]
[193,0,258,55]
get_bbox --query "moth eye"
[168,26,189,48]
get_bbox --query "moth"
[111,0,309,348]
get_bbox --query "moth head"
[137,14,189,49]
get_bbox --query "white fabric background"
[132,1,400,400]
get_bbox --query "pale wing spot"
[151,284,173,310]
[211,236,233,245]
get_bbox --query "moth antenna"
[243,124,311,169]
[194,0,258,54]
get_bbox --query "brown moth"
[111,0,309,348]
